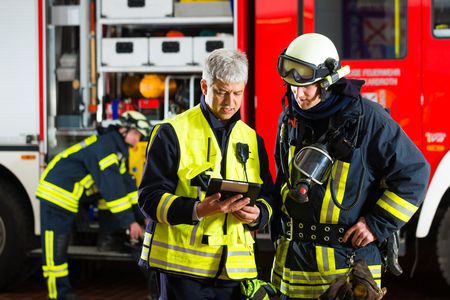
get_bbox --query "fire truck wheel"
[0,182,35,291]
[437,205,450,286]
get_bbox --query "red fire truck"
[1,0,450,290]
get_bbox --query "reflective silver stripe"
[226,267,258,274]
[324,191,334,223]
[273,274,328,297]
[290,273,341,282]
[39,182,78,201]
[159,194,174,223]
[149,258,217,276]
[369,266,382,285]
[80,174,94,188]
[143,232,152,247]
[273,263,381,297]
[141,231,152,261]
[140,246,149,261]
[272,263,346,283]
[107,197,132,212]
[319,246,330,272]
[190,223,199,246]
[45,231,54,269]
[152,240,221,258]
[228,251,251,256]
[44,231,56,298]
[325,162,344,222]
[109,202,129,210]
[197,186,202,201]
[128,191,138,204]
[370,268,382,276]
[37,191,78,212]
[44,267,69,277]
[273,273,331,297]
[99,154,119,170]
[380,194,415,219]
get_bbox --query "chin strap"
[280,85,295,190]
[281,84,294,123]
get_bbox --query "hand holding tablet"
[205,178,261,206]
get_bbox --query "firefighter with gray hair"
[138,48,275,299]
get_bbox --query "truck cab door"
[421,0,450,172]
[416,0,450,239]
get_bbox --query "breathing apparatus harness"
[279,63,367,211]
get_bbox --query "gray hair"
[202,48,248,86]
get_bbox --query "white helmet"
[278,33,341,86]
[117,110,151,138]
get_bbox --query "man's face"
[201,79,246,122]
[122,128,142,148]
[291,83,321,110]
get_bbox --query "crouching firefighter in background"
[270,33,430,299]
[36,111,150,300]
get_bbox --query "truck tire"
[0,182,35,291]
[437,205,450,285]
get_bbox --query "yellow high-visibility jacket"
[140,104,273,280]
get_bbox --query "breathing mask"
[279,100,366,210]
[288,143,334,204]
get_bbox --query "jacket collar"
[200,95,241,130]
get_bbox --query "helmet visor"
[277,52,329,85]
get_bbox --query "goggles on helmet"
[277,49,330,85]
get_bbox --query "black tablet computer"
[205,178,261,206]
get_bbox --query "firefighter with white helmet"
[37,110,150,300]
[116,110,152,137]
[271,33,430,299]
[277,32,340,87]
